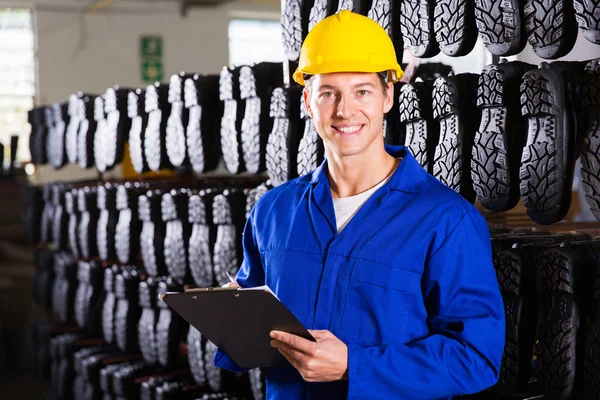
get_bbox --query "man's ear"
[303,88,314,119]
[383,82,394,114]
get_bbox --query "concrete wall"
[29,0,280,105]
[0,0,280,181]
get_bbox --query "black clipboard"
[160,287,315,369]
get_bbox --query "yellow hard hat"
[292,10,404,86]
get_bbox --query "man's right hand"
[222,282,240,289]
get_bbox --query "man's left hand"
[270,329,348,382]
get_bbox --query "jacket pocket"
[340,259,420,345]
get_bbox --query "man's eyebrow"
[316,84,338,91]
[353,82,377,89]
[316,82,377,91]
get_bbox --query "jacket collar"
[310,145,426,193]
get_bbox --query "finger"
[307,330,330,339]
[272,340,310,365]
[270,331,315,354]
[276,344,303,371]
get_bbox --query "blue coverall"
[214,145,506,399]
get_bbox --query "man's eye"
[322,92,334,98]
[357,90,369,96]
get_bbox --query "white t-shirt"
[332,167,396,233]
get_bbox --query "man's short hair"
[304,72,389,96]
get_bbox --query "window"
[228,19,285,67]
[0,8,35,163]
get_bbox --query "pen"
[226,270,236,284]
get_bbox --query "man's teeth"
[337,125,361,133]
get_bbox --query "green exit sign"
[140,36,163,83]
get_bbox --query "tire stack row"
[467,229,600,400]
[30,178,272,400]
[26,63,285,178]
[398,57,600,225]
[281,0,600,62]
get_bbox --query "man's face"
[304,72,394,158]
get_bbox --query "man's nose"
[336,95,355,119]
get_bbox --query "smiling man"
[214,10,505,400]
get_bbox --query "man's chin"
[330,145,365,158]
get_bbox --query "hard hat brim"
[293,60,404,86]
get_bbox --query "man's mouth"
[333,125,364,134]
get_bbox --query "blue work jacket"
[214,145,505,400]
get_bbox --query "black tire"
[145,83,173,172]
[472,61,535,212]
[297,94,325,177]
[249,368,266,400]
[97,184,118,262]
[185,74,222,174]
[367,0,391,35]
[115,184,143,265]
[187,327,207,386]
[166,73,193,168]
[493,247,539,392]
[266,87,304,187]
[114,270,141,352]
[103,291,117,344]
[580,59,600,221]
[104,87,132,171]
[336,0,372,15]
[475,0,526,56]
[212,191,246,286]
[94,96,108,173]
[188,222,215,287]
[240,91,262,173]
[204,340,223,392]
[535,247,581,400]
[115,208,135,265]
[584,324,600,400]
[282,0,313,62]
[308,0,338,31]
[519,63,577,225]
[434,0,478,56]
[432,73,480,203]
[66,94,81,165]
[220,67,247,175]
[246,183,272,219]
[29,106,48,165]
[399,81,438,174]
[524,0,578,59]
[128,89,149,174]
[49,102,69,170]
[156,280,186,368]
[239,64,282,174]
[370,0,404,61]
[78,186,99,260]
[188,192,217,287]
[21,185,43,245]
[78,95,97,169]
[139,278,159,365]
[66,190,80,258]
[162,191,190,281]
[45,107,56,168]
[384,82,406,147]
[574,0,600,44]
[297,119,325,177]
[139,191,167,277]
[52,185,69,250]
[401,0,439,57]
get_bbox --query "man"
[214,10,505,399]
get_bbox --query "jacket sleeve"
[213,207,266,373]
[347,211,505,399]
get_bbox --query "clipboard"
[160,287,315,369]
